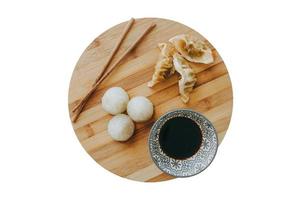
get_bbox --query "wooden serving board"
[68,18,233,182]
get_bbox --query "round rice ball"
[107,114,135,141]
[127,96,153,122]
[102,87,129,115]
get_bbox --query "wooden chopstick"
[93,18,135,85]
[72,18,135,113]
[71,23,156,122]
[94,23,156,87]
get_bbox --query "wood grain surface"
[68,18,233,182]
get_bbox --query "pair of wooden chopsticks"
[71,18,156,122]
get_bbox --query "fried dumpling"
[148,43,176,87]
[169,34,213,64]
[173,53,197,103]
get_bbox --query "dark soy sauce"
[159,117,202,160]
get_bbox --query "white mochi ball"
[127,96,154,122]
[107,114,135,141]
[102,87,129,115]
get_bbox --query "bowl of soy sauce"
[149,109,218,177]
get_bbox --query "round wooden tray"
[68,18,233,182]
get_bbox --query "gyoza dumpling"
[173,53,197,103]
[169,34,213,64]
[148,43,176,87]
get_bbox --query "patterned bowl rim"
[148,109,218,178]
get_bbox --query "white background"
[0,0,299,199]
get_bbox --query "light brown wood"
[68,18,233,182]
[71,22,156,122]
[72,18,135,113]
[93,18,135,85]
